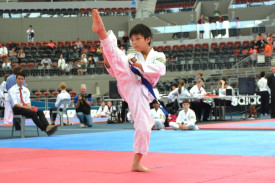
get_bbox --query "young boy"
[150,100,166,130]
[92,9,166,172]
[169,99,199,130]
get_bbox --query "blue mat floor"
[0,130,275,157]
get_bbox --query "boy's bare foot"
[131,164,151,172]
[131,153,150,172]
[92,9,108,40]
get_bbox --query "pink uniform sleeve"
[142,53,166,87]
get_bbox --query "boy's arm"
[188,110,197,125]
[142,53,166,78]
[176,111,183,124]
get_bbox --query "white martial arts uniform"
[0,81,13,124]
[169,108,199,130]
[150,108,166,130]
[167,89,177,103]
[105,105,116,118]
[101,31,166,154]
[168,87,191,104]
[95,105,108,117]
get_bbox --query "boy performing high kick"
[92,9,166,172]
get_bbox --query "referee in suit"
[267,66,275,118]
[8,72,58,136]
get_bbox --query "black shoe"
[203,119,209,122]
[46,125,58,136]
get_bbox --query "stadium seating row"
[235,0,270,4]
[0,7,136,17]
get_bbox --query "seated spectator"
[104,101,116,117]
[77,54,87,75]
[267,33,273,42]
[215,80,236,118]
[2,56,11,70]
[41,55,52,67]
[96,47,102,54]
[169,99,199,130]
[74,84,93,128]
[150,100,166,130]
[190,79,211,122]
[167,83,178,105]
[121,31,130,51]
[168,80,190,104]
[58,54,68,74]
[74,38,83,50]
[9,47,17,61]
[120,45,126,54]
[8,72,58,136]
[249,44,258,62]
[71,45,79,59]
[94,101,108,118]
[88,55,96,65]
[49,82,71,125]
[17,49,25,64]
[257,33,266,41]
[47,40,56,50]
[216,80,233,96]
[0,43,8,59]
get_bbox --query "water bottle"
[67,118,71,125]
[213,90,216,95]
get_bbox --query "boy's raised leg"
[92,9,108,40]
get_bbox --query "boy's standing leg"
[92,9,152,172]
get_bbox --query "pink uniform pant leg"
[128,89,155,155]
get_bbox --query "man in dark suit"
[267,65,275,118]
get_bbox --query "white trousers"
[154,119,165,130]
[169,122,199,130]
[3,100,13,124]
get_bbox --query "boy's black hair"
[260,71,265,78]
[151,99,158,104]
[16,72,25,79]
[130,24,152,46]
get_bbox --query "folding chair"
[11,114,39,138]
[52,99,71,126]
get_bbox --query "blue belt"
[130,65,169,116]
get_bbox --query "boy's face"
[153,102,159,109]
[182,103,190,111]
[130,34,151,52]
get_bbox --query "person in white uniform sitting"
[168,80,191,104]
[94,101,108,118]
[169,99,199,130]
[50,82,71,125]
[150,100,166,130]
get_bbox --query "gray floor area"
[0,122,135,139]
